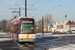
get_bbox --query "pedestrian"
[54,30,55,34]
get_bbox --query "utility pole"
[19,8,21,16]
[42,17,44,35]
[25,0,27,17]
[15,0,36,17]
[9,8,21,17]
[70,20,71,31]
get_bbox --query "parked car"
[53,31,65,34]
[72,30,75,33]
[66,31,73,34]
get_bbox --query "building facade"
[48,21,75,32]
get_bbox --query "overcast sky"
[0,0,75,22]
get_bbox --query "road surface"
[0,32,75,50]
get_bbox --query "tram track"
[13,36,75,50]
[14,40,36,50]
[14,40,46,50]
[24,42,36,50]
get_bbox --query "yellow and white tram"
[10,17,36,42]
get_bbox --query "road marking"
[62,40,75,43]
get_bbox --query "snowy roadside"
[0,32,9,35]
[36,33,75,38]
[0,32,10,37]
[0,38,13,41]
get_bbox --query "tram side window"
[17,24,20,34]
[11,26,13,33]
[14,25,17,33]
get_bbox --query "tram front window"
[21,26,35,34]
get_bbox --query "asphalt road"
[34,35,75,50]
[0,32,75,50]
[0,33,29,50]
[0,40,20,50]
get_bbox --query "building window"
[57,25,63,29]
[54,23,56,24]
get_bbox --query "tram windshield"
[21,26,35,34]
[20,18,35,34]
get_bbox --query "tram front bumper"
[18,38,36,42]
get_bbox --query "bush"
[3,28,10,32]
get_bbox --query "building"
[48,21,75,32]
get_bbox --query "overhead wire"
[28,0,52,17]
[12,0,20,17]
[27,0,40,9]
[33,0,40,5]
[20,0,25,4]
[28,0,40,16]
[15,0,19,4]
[36,0,52,9]
[14,0,52,17]
[14,0,25,12]
[13,0,19,11]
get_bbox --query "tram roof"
[18,17,33,20]
[11,17,34,23]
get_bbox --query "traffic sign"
[50,24,53,28]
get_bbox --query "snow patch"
[36,33,75,38]
[0,38,13,41]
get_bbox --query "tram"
[10,17,36,42]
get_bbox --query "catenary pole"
[42,17,44,35]
[19,8,21,16]
[25,0,27,17]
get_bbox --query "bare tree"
[8,18,14,28]
[38,19,42,32]
[35,22,38,27]
[1,19,7,29]
[44,14,51,31]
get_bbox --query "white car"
[72,30,75,33]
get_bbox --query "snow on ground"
[0,32,75,42]
[0,38,13,41]
[36,33,75,50]
[0,32,12,41]
[48,44,75,50]
[0,32,9,35]
[36,33,75,38]
[0,32,75,49]
[0,32,10,37]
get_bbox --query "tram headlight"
[21,39,23,40]
[34,38,35,40]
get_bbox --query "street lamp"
[51,5,61,23]
[50,5,61,35]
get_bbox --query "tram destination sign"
[22,21,33,23]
